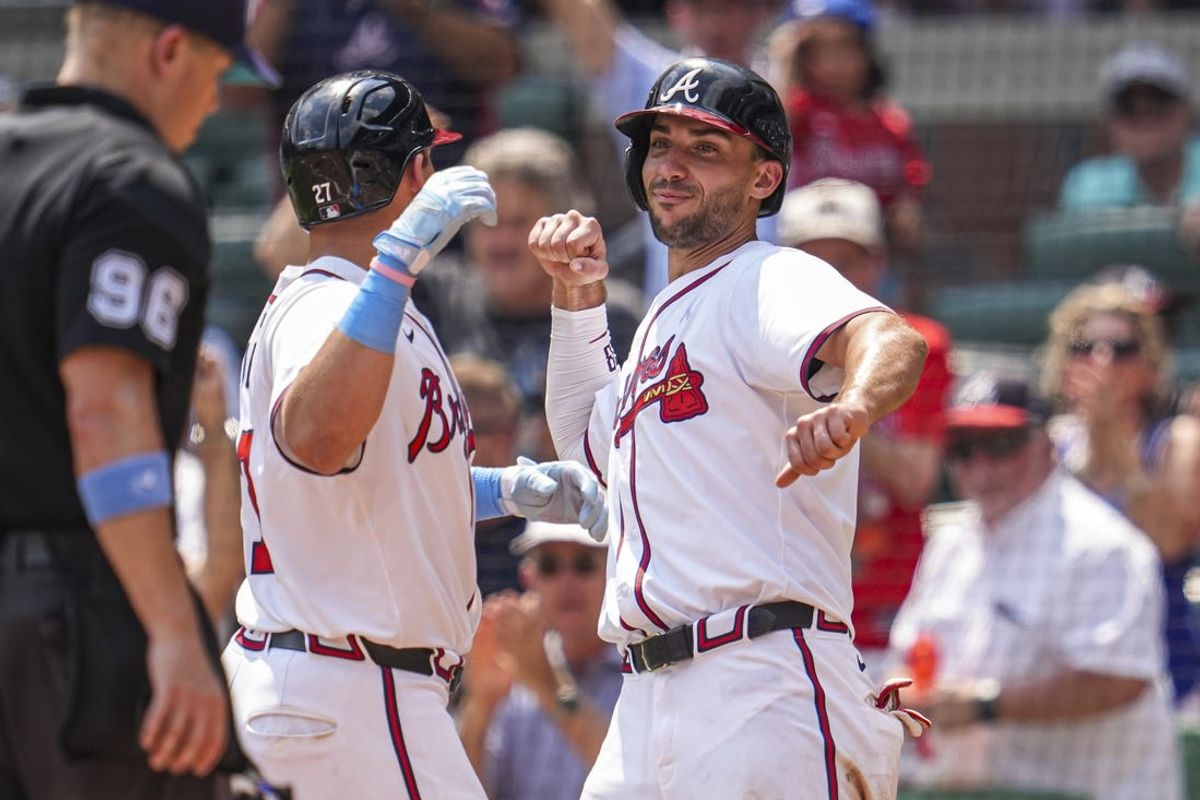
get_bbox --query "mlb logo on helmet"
[319,205,342,221]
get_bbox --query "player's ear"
[148,24,188,79]
[402,150,433,193]
[748,159,783,202]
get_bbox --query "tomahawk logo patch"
[614,342,708,445]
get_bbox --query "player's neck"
[666,218,758,283]
[307,219,387,272]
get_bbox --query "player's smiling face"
[642,114,773,249]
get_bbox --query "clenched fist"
[776,401,871,487]
[528,210,609,287]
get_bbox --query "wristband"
[337,256,414,353]
[77,451,173,527]
[473,466,507,520]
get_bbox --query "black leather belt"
[627,601,832,673]
[266,630,462,691]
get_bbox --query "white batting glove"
[500,456,608,541]
[874,678,932,738]
[372,166,497,275]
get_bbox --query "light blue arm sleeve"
[473,466,507,520]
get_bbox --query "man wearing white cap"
[458,521,620,800]
[1060,41,1200,210]
[778,178,953,670]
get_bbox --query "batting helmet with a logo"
[614,58,792,217]
[280,70,461,229]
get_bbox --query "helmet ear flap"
[624,142,649,213]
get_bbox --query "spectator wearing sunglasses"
[457,521,621,800]
[1060,42,1200,211]
[1041,281,1200,708]
[886,372,1181,800]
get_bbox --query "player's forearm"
[541,0,618,76]
[246,0,300,68]
[61,348,201,639]
[836,314,928,425]
[552,277,607,311]
[278,332,394,474]
[546,305,614,462]
[393,3,519,87]
[995,670,1148,722]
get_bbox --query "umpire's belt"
[625,601,849,674]
[235,627,463,691]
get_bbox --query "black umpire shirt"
[0,86,210,532]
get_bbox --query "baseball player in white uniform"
[221,70,606,799]
[530,58,931,799]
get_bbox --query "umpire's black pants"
[0,531,222,800]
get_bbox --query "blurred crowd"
[5,0,1200,796]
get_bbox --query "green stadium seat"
[206,214,272,346]
[186,111,273,213]
[898,790,1084,800]
[1180,726,1200,800]
[927,280,1076,347]
[1025,209,1199,284]
[496,75,581,144]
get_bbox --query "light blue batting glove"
[500,456,608,542]
[372,165,497,275]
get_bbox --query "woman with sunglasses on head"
[1041,280,1200,709]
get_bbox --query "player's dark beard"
[647,180,746,249]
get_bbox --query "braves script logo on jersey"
[408,368,475,463]
[658,67,703,104]
[614,341,708,445]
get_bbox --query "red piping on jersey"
[798,307,890,402]
[620,260,731,633]
[381,667,424,800]
[299,268,343,281]
[583,430,606,488]
[793,628,840,800]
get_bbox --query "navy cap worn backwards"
[79,0,280,87]
[946,372,1048,431]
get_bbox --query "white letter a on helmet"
[658,67,703,104]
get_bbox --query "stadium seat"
[1025,209,1199,284]
[496,75,581,144]
[186,111,273,213]
[206,214,272,346]
[1180,726,1200,800]
[927,279,1076,347]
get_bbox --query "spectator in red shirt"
[770,0,929,253]
[779,178,951,668]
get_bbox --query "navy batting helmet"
[281,70,461,229]
[615,58,792,218]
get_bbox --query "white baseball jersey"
[887,472,1181,800]
[234,255,480,654]
[572,240,887,647]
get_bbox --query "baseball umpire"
[531,57,931,798]
[0,1,277,798]
[221,69,607,798]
